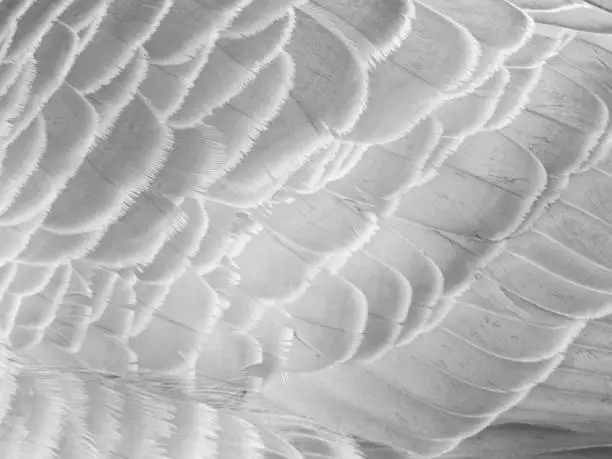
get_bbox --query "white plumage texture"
[3,0,612,457]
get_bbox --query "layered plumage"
[2,0,612,458]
